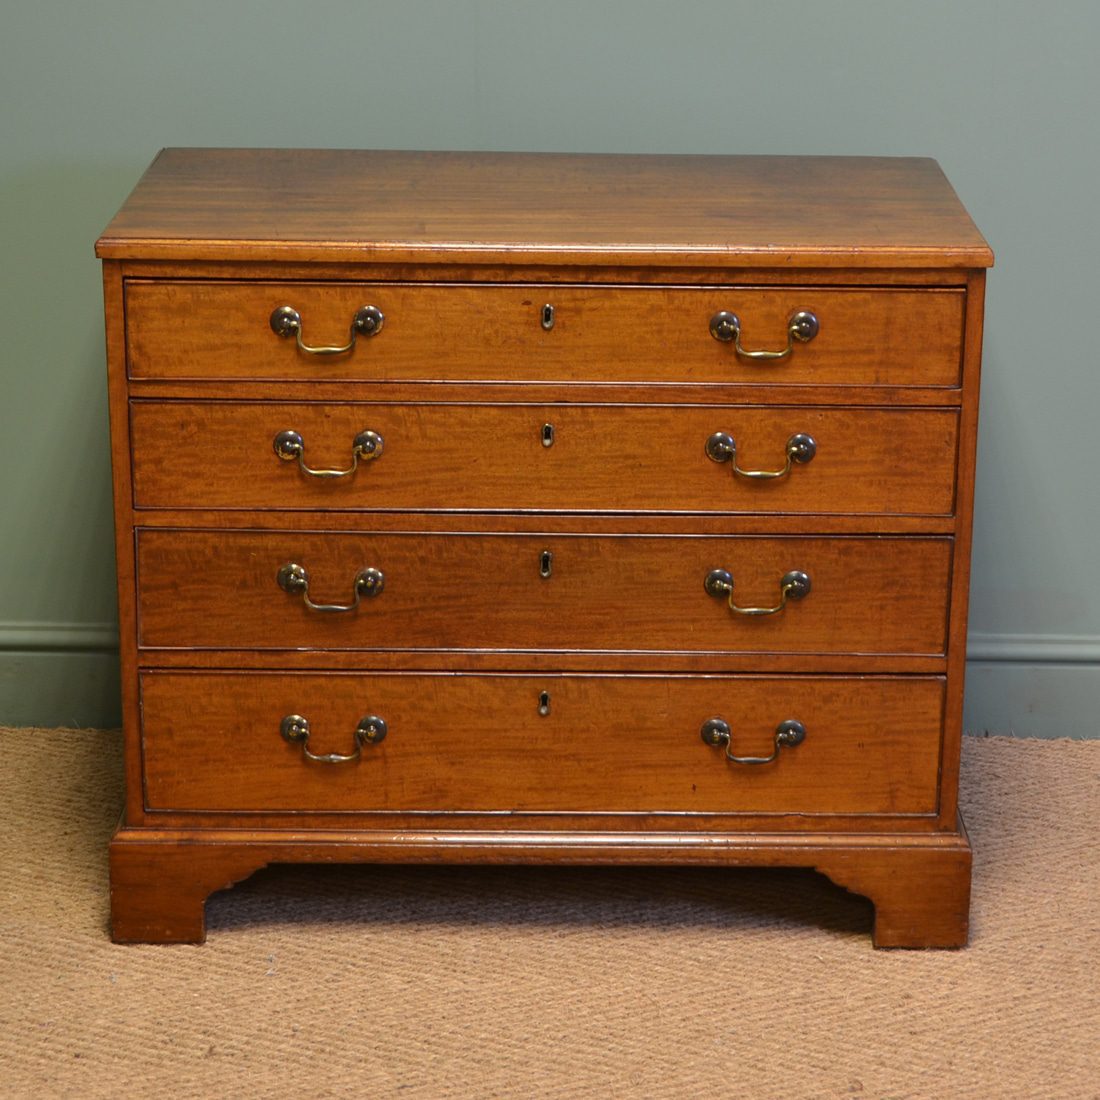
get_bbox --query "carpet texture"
[0,729,1096,1099]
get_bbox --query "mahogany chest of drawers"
[97,149,992,947]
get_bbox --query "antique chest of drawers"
[97,149,992,947]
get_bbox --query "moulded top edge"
[95,149,994,269]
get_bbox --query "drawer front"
[130,402,959,516]
[139,671,945,815]
[125,281,964,387]
[136,530,952,656]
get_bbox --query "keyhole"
[541,303,555,330]
[542,423,555,448]
[540,550,553,578]
[538,691,551,716]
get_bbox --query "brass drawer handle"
[270,304,384,355]
[705,431,816,480]
[281,713,388,764]
[709,309,819,361]
[704,568,811,616]
[277,562,385,613]
[273,428,383,479]
[700,717,806,766]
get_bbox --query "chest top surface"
[95,148,992,269]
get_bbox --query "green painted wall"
[2,0,1097,733]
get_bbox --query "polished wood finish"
[129,401,960,516]
[131,506,957,536]
[96,149,992,268]
[117,258,977,286]
[100,150,990,948]
[108,825,971,947]
[102,262,146,823]
[937,269,988,829]
[139,671,944,815]
[126,281,964,388]
[135,529,952,656]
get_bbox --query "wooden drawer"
[136,529,952,656]
[125,281,964,387]
[139,671,945,815]
[130,401,959,516]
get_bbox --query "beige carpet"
[1,730,1096,1099]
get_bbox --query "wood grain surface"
[138,671,945,816]
[125,281,964,387]
[99,150,986,948]
[96,149,993,268]
[107,820,972,946]
[135,529,952,656]
[129,401,960,516]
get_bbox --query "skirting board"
[963,663,1097,738]
[0,651,122,728]
[0,626,1096,736]
[963,632,1099,738]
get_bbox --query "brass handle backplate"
[704,568,811,616]
[277,562,385,613]
[705,431,816,480]
[273,428,383,479]
[709,310,819,361]
[700,717,806,765]
[270,304,384,355]
[280,713,388,764]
